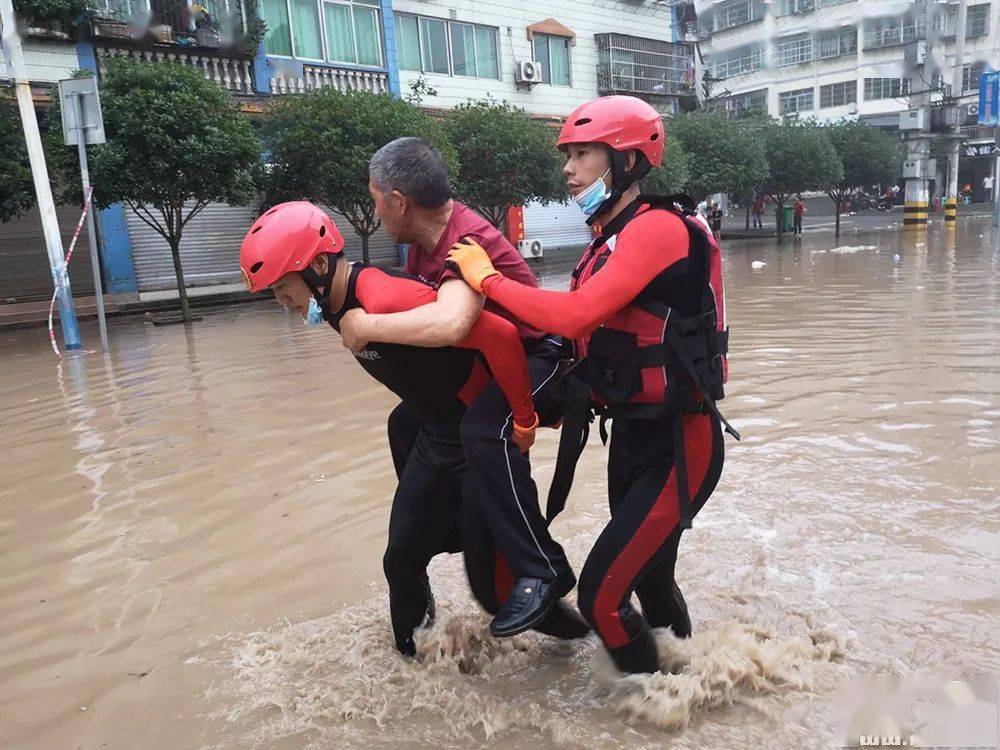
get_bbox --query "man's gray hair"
[369,137,452,209]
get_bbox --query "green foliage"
[760,121,842,235]
[81,59,260,319]
[668,110,768,202]
[261,88,455,261]
[820,120,903,234]
[642,134,689,196]
[822,120,903,194]
[443,98,565,228]
[0,90,35,223]
[12,0,95,30]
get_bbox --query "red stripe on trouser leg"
[593,414,714,649]
[493,551,514,606]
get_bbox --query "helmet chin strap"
[300,253,338,321]
[585,148,651,227]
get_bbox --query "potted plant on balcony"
[11,0,95,39]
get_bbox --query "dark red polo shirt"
[405,201,543,341]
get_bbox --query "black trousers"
[793,215,803,234]
[383,404,508,654]
[576,412,724,669]
[459,339,572,583]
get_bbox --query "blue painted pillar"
[253,40,272,93]
[75,41,139,296]
[380,0,401,98]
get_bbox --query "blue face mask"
[572,168,612,217]
[301,296,325,328]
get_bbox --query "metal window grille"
[819,80,856,108]
[863,17,924,50]
[94,0,151,21]
[779,87,813,114]
[863,77,910,100]
[714,87,768,118]
[778,0,814,17]
[714,0,764,32]
[595,33,694,97]
[817,27,857,59]
[713,46,763,78]
[963,62,987,92]
[776,35,814,67]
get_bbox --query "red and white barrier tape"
[48,187,94,359]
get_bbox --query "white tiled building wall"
[0,40,80,83]
[693,0,1000,123]
[391,0,676,117]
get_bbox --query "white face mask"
[572,168,612,217]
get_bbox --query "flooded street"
[2,217,999,750]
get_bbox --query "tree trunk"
[168,239,193,323]
[775,204,784,240]
[835,203,841,237]
[361,234,371,265]
[745,204,750,231]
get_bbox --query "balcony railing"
[270,66,389,95]
[595,34,695,98]
[94,44,255,94]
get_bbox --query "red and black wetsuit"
[478,199,728,673]
[328,263,535,655]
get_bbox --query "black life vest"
[328,264,481,423]
[547,195,739,529]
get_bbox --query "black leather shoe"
[608,625,660,674]
[490,572,576,638]
[532,600,591,640]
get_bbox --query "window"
[394,13,500,79]
[939,4,990,38]
[863,17,923,50]
[262,0,293,56]
[713,45,763,78]
[262,0,382,65]
[533,33,571,86]
[595,33,694,96]
[714,0,764,32]
[817,27,857,60]
[779,87,814,115]
[963,62,988,93]
[864,77,910,101]
[776,34,813,67]
[714,88,768,118]
[819,80,857,108]
[778,0,814,17]
[93,0,150,22]
[817,0,854,7]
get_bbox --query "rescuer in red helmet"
[240,201,588,656]
[446,96,740,674]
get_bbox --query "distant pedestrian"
[983,174,994,203]
[793,195,806,235]
[751,195,765,229]
[710,201,723,240]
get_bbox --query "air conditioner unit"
[515,60,543,86]
[518,238,544,260]
[968,103,980,117]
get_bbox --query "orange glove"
[511,412,539,454]
[446,237,499,293]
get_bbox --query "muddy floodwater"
[2,218,999,750]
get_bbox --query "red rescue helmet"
[240,201,344,293]
[557,95,665,167]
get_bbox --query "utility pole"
[903,0,938,231]
[945,0,969,229]
[0,0,81,349]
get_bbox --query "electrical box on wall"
[900,109,926,131]
[903,160,926,179]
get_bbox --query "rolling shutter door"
[127,202,400,292]
[0,204,97,304]
[523,200,593,252]
[127,202,258,292]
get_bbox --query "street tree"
[78,60,259,322]
[443,98,565,228]
[822,120,904,236]
[761,121,843,238]
[669,110,768,206]
[641,133,689,196]
[0,90,35,223]
[262,89,455,263]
